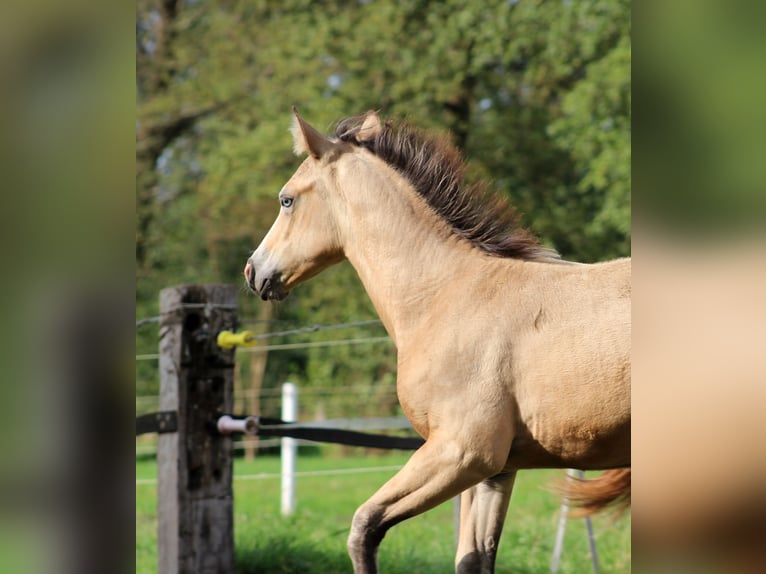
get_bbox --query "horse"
[244,108,631,573]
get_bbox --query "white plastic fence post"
[550,477,570,574]
[281,382,298,516]
[581,470,601,574]
[551,469,601,574]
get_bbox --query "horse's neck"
[348,239,474,345]
[341,180,483,345]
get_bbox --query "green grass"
[137,451,630,573]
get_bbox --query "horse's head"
[244,108,382,300]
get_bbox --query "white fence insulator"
[216,415,258,435]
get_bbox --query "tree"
[136,0,631,404]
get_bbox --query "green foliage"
[137,0,631,399]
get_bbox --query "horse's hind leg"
[455,472,516,574]
[347,438,506,574]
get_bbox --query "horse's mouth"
[258,277,289,301]
[260,288,288,302]
[244,261,289,301]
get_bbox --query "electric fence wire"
[135,334,391,361]
[136,316,385,361]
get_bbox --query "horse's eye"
[280,197,294,209]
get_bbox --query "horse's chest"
[395,382,432,439]
[395,346,511,441]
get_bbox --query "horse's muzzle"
[244,261,256,291]
[244,259,288,301]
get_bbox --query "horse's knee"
[347,504,385,558]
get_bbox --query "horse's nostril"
[244,261,255,288]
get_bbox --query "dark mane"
[335,114,559,261]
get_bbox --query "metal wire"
[135,334,392,361]
[136,316,161,328]
[136,464,403,485]
[136,303,240,328]
[137,314,382,338]
[253,319,382,340]
[237,335,391,353]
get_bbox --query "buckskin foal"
[244,109,630,573]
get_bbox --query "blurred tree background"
[136,0,630,418]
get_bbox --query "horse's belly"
[509,314,631,470]
[509,381,631,470]
[507,419,630,470]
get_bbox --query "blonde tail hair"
[558,468,631,516]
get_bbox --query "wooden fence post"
[157,285,238,574]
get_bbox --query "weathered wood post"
[157,285,238,573]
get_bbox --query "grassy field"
[137,450,630,573]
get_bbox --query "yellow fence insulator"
[216,330,256,349]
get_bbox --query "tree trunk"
[244,301,273,460]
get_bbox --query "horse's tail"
[558,468,631,516]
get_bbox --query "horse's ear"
[291,107,335,159]
[355,111,383,143]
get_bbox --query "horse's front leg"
[347,437,507,574]
[455,472,517,574]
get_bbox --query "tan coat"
[244,109,630,573]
